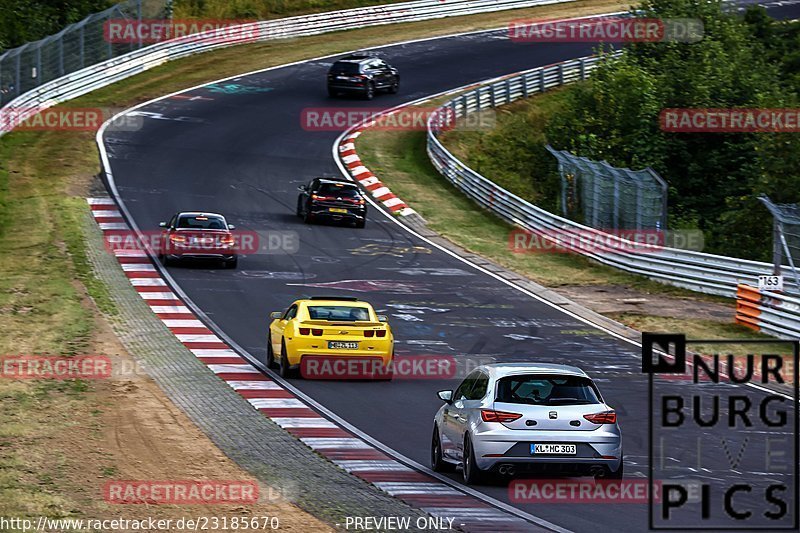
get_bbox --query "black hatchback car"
[297,178,367,228]
[327,54,399,99]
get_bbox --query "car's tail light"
[311,194,332,201]
[219,234,235,245]
[357,199,366,205]
[312,329,323,336]
[363,330,375,337]
[481,410,522,423]
[583,411,617,424]
[298,328,310,335]
[375,330,386,338]
[169,234,186,243]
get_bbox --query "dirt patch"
[556,284,734,322]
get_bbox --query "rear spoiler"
[301,320,383,327]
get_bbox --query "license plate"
[336,75,350,80]
[531,444,576,455]
[329,341,358,350]
[329,208,348,214]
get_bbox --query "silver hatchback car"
[431,363,622,484]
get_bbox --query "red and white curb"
[338,130,418,218]
[87,197,536,532]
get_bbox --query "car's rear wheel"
[389,79,399,94]
[224,256,238,269]
[364,82,375,100]
[303,209,314,225]
[604,461,624,480]
[431,426,455,472]
[279,341,295,379]
[327,87,338,98]
[462,435,485,485]
[296,197,304,217]
[355,218,366,229]
[266,334,276,369]
[159,254,171,267]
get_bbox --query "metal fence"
[0,0,170,107]
[426,56,800,300]
[547,145,668,231]
[0,0,569,135]
[760,195,800,291]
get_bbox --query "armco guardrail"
[426,55,800,301]
[736,284,800,339]
[0,0,569,137]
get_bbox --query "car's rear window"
[177,215,226,229]
[330,62,361,74]
[317,183,360,197]
[307,305,370,321]
[495,374,601,406]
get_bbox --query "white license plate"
[336,75,350,80]
[329,341,358,350]
[531,444,576,455]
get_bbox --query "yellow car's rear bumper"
[285,337,393,366]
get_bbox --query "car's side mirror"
[269,311,283,320]
[377,315,388,322]
[298,185,307,192]
[159,222,167,228]
[227,224,235,230]
[438,390,453,404]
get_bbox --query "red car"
[158,212,238,269]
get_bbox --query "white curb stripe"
[341,154,360,164]
[207,364,261,374]
[130,278,167,286]
[88,198,115,205]
[99,222,129,230]
[249,398,307,408]
[374,482,461,495]
[92,209,122,218]
[190,348,240,357]
[272,417,338,429]
[383,197,404,208]
[121,263,156,272]
[371,186,391,198]
[301,438,371,449]
[164,319,206,328]
[150,305,192,314]
[138,291,178,300]
[176,334,223,343]
[225,381,282,390]
[358,176,380,187]
[334,460,412,472]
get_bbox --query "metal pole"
[779,231,800,290]
[137,0,143,49]
[773,219,783,276]
[79,24,85,68]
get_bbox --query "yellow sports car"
[267,297,394,380]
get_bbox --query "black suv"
[297,178,367,228]
[327,54,399,100]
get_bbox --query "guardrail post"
[522,73,529,97]
[539,68,545,92]
[490,85,496,108]
[558,63,564,85]
[580,58,586,80]
[475,89,481,112]
[505,79,512,104]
